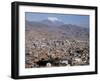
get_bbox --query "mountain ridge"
[25,20,89,41]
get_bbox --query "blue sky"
[25,12,89,28]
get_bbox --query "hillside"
[25,20,89,68]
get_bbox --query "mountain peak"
[42,17,64,27]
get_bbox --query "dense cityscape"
[25,13,89,68]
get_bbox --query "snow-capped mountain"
[40,17,63,27]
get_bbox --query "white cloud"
[47,17,61,22]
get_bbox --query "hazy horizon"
[25,12,89,28]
